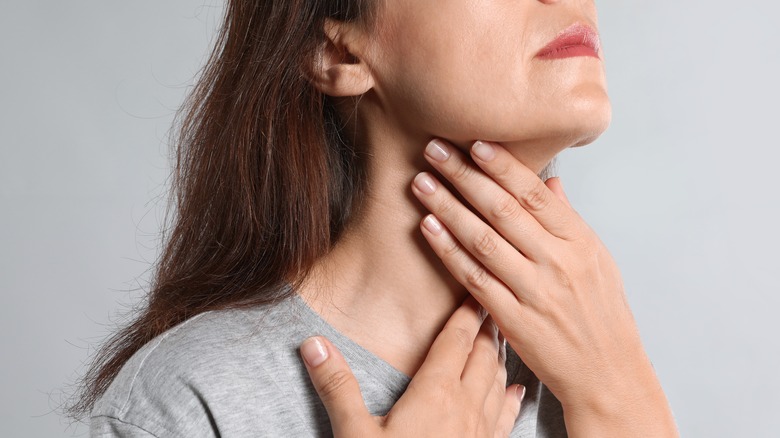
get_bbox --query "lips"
[535,23,601,60]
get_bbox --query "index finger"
[469,140,585,241]
[414,294,488,382]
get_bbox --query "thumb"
[544,176,571,208]
[300,336,376,436]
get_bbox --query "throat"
[292,136,471,379]
[296,231,470,379]
[297,281,464,379]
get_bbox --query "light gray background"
[1,1,777,437]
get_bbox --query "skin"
[302,297,524,436]
[298,0,679,435]
[365,0,610,155]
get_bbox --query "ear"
[310,18,375,97]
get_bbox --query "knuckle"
[436,196,458,217]
[442,237,461,257]
[473,230,498,258]
[547,250,567,270]
[465,265,491,290]
[550,261,575,289]
[492,160,513,180]
[577,235,602,259]
[450,160,476,183]
[521,181,552,212]
[490,195,522,221]
[449,326,475,352]
[560,210,590,242]
[316,370,353,402]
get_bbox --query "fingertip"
[495,384,525,436]
[471,141,497,162]
[301,336,329,368]
[421,214,444,236]
[301,340,376,436]
[515,385,526,408]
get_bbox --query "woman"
[67,0,679,436]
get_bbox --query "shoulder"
[91,297,319,437]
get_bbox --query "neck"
[297,118,564,378]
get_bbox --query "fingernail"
[425,139,450,162]
[422,214,443,236]
[413,172,437,195]
[516,385,526,404]
[471,141,495,162]
[301,337,328,367]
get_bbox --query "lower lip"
[536,45,600,60]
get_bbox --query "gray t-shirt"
[90,289,567,437]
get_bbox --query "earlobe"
[310,19,375,97]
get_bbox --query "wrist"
[560,364,679,438]
[562,359,657,413]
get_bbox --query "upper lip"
[535,23,601,58]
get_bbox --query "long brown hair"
[66,0,377,421]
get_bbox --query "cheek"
[377,23,533,141]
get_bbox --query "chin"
[568,87,612,148]
[493,94,611,175]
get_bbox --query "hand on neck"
[297,112,568,377]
